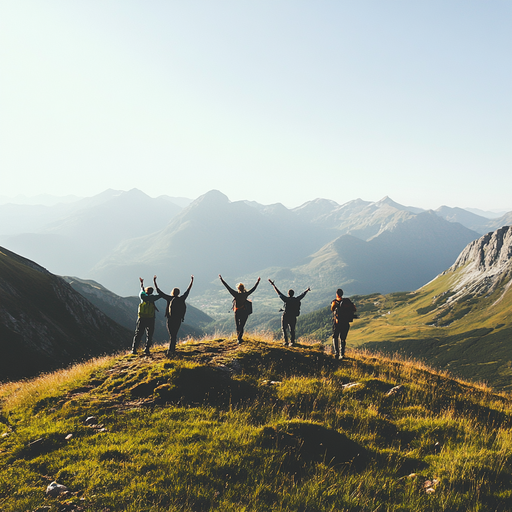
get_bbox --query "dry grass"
[0,354,116,412]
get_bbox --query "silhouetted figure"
[268,279,310,346]
[219,274,260,343]
[154,275,194,356]
[331,288,357,360]
[131,277,163,355]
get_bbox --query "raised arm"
[182,275,194,301]
[139,277,144,292]
[219,275,237,297]
[296,287,311,301]
[247,277,261,296]
[152,275,171,300]
[268,279,282,296]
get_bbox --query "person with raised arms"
[219,274,261,344]
[154,274,194,356]
[268,279,310,346]
[131,277,163,356]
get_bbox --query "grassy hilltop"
[2,336,512,511]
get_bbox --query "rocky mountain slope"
[444,225,512,299]
[333,225,512,389]
[0,247,131,381]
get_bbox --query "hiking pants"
[281,313,297,344]
[332,321,350,357]
[235,310,249,342]
[166,317,182,352]
[132,317,156,352]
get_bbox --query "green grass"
[2,337,512,511]
[293,263,512,391]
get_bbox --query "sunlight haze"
[0,1,510,210]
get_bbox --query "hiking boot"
[144,349,150,356]
[131,349,137,355]
[283,341,289,346]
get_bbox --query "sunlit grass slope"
[2,336,512,511]
[298,264,512,391]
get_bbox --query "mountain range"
[0,189,183,277]
[1,188,511,305]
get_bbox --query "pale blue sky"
[1,1,510,210]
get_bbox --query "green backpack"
[138,301,156,318]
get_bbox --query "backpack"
[285,297,301,317]
[138,301,156,318]
[332,298,355,323]
[233,298,252,315]
[169,296,187,322]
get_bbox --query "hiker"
[331,288,357,360]
[268,279,310,346]
[219,274,261,343]
[154,274,194,356]
[131,277,163,355]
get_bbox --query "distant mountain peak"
[96,188,124,198]
[171,189,232,220]
[295,198,339,210]
[124,188,151,198]
[374,196,405,209]
[193,189,230,206]
[291,198,340,222]
[339,198,370,208]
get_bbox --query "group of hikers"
[132,275,357,360]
